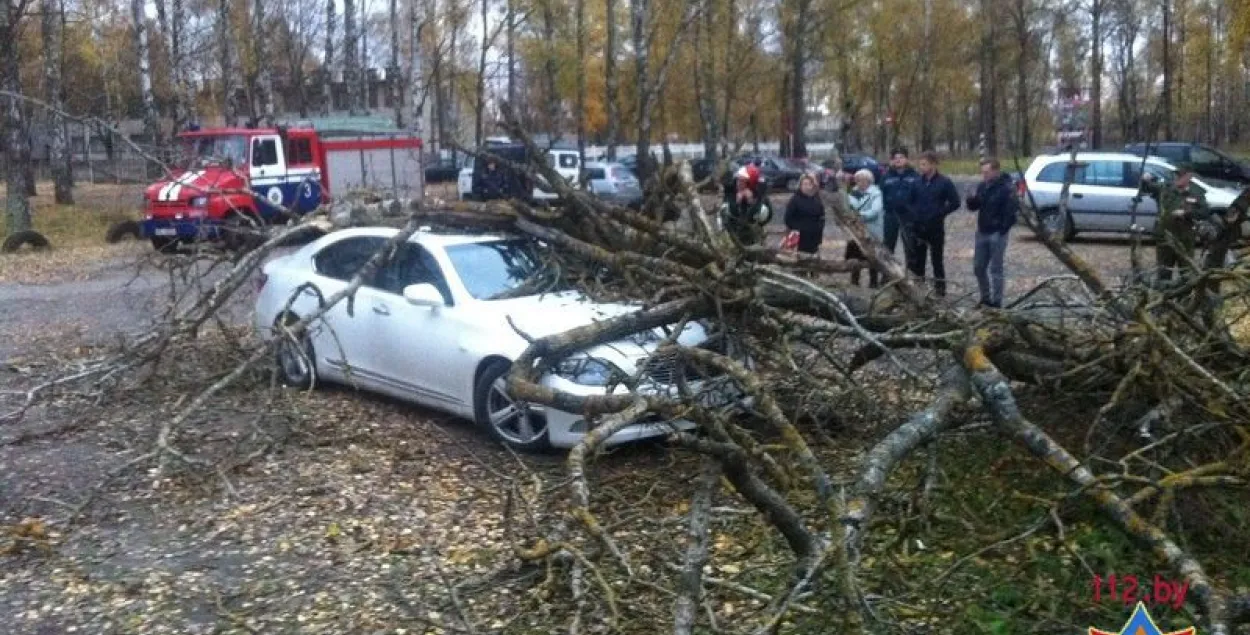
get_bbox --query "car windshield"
[445,239,564,300]
[610,167,638,184]
[181,135,248,168]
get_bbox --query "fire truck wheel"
[105,220,141,243]
[1,230,51,254]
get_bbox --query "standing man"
[965,158,1019,308]
[878,146,920,255]
[905,150,961,297]
[1140,162,1210,283]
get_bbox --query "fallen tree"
[2,105,1249,633]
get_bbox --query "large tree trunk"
[787,0,810,158]
[171,0,193,129]
[391,0,403,128]
[42,0,72,204]
[220,0,239,126]
[631,0,650,178]
[919,0,934,150]
[474,0,489,146]
[254,0,275,124]
[541,0,558,135]
[694,0,717,161]
[1013,0,1031,156]
[321,0,335,115]
[978,0,998,154]
[1089,0,1102,149]
[345,0,360,115]
[134,0,161,174]
[575,0,586,165]
[506,0,515,110]
[1161,0,1172,138]
[604,0,618,159]
[360,0,369,112]
[2,2,32,234]
[410,0,425,134]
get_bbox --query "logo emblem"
[266,186,284,206]
[1089,602,1195,635]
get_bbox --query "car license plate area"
[154,227,177,236]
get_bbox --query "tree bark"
[1013,0,1031,155]
[321,0,336,115]
[1161,0,1172,138]
[42,0,72,204]
[979,0,997,153]
[787,0,810,158]
[391,0,403,128]
[410,0,425,134]
[171,0,193,129]
[345,0,360,115]
[631,0,650,177]
[575,0,586,165]
[474,0,489,147]
[2,0,33,233]
[360,0,369,112]
[505,0,515,110]
[254,0,275,125]
[920,0,934,150]
[220,0,240,126]
[1090,0,1103,149]
[134,0,161,173]
[604,0,618,159]
[694,0,717,161]
[541,0,558,136]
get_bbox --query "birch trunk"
[134,0,162,173]
[2,1,32,233]
[220,0,240,126]
[171,0,193,129]
[390,0,403,128]
[321,0,335,115]
[604,0,618,159]
[631,0,650,177]
[345,0,360,115]
[254,0,275,124]
[42,0,72,204]
[575,0,586,164]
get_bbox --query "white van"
[457,148,581,202]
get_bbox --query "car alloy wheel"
[1040,208,1071,242]
[487,377,547,446]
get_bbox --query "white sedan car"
[254,228,743,450]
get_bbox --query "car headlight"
[552,355,620,387]
[189,196,208,208]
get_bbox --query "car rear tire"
[1039,208,1076,243]
[1,230,51,253]
[473,359,550,452]
[275,317,316,390]
[105,220,141,243]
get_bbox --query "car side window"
[559,154,579,169]
[1191,146,1220,167]
[1037,162,1082,184]
[313,237,386,283]
[374,243,453,305]
[1081,161,1123,187]
[252,137,279,167]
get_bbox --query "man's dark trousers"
[904,221,947,297]
[883,210,901,254]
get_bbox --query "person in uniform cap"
[1140,161,1210,283]
[717,164,773,246]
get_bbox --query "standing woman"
[846,169,884,287]
[784,174,826,256]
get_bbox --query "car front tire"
[275,317,316,390]
[473,359,550,452]
[1039,208,1076,243]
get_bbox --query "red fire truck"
[139,124,423,251]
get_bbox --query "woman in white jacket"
[845,169,884,287]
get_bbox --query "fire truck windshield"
[182,135,247,168]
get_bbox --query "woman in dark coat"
[783,174,826,255]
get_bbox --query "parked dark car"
[1123,142,1250,185]
[732,155,806,192]
[424,157,462,183]
[469,143,533,202]
[838,154,886,183]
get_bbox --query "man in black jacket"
[903,150,961,297]
[478,159,508,201]
[878,146,919,255]
[965,158,1018,308]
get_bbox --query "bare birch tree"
[391,0,403,128]
[345,0,360,114]
[321,0,336,115]
[604,0,618,158]
[1,0,33,237]
[254,0,275,124]
[221,0,241,125]
[42,0,71,204]
[134,0,162,170]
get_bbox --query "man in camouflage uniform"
[1140,162,1210,283]
[1194,188,1248,329]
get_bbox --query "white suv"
[1022,152,1239,240]
[457,149,581,202]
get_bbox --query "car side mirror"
[403,283,445,307]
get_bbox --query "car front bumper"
[540,374,748,449]
[140,217,224,240]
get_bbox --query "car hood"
[490,290,708,371]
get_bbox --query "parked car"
[1021,152,1241,241]
[535,149,583,202]
[837,154,886,184]
[582,162,644,209]
[1123,142,1250,186]
[255,228,747,450]
[457,146,581,203]
[732,155,806,192]
[424,157,461,183]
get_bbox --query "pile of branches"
[4,104,1250,633]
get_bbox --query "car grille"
[638,339,731,385]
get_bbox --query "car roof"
[1036,152,1172,164]
[584,161,623,170]
[311,227,517,249]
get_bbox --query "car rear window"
[1082,161,1127,187]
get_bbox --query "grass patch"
[1,181,143,248]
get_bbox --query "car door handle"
[1071,193,1084,198]
[373,304,390,316]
